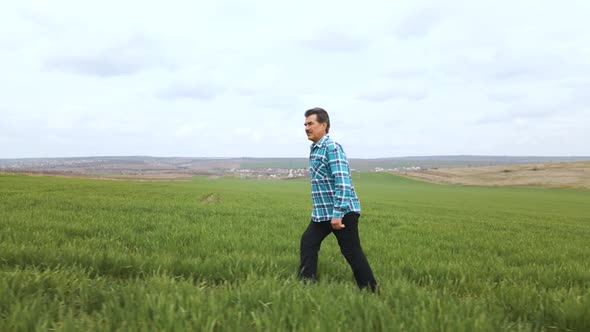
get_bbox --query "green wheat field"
[1,172,589,331]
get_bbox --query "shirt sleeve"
[327,143,351,218]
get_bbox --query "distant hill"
[400,161,590,189]
[349,155,590,170]
[1,155,590,176]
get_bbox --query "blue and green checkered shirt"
[309,135,361,222]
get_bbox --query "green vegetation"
[1,173,589,331]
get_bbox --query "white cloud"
[301,27,370,52]
[358,78,429,102]
[44,34,170,77]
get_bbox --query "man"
[299,107,377,292]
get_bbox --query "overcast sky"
[1,0,589,158]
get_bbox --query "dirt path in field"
[399,161,590,189]
[201,193,221,203]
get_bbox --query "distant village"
[227,166,423,179]
[0,158,424,179]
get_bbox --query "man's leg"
[333,212,377,291]
[298,220,332,282]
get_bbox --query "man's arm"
[328,143,352,229]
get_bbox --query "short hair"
[304,107,330,133]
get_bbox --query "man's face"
[304,114,327,143]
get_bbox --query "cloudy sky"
[1,0,589,158]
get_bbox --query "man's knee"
[300,231,313,246]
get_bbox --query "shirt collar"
[310,134,329,150]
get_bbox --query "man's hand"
[331,217,345,230]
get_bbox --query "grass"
[1,172,589,331]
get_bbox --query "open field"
[401,161,590,189]
[1,173,589,331]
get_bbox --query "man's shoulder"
[325,137,346,153]
[315,136,346,156]
[323,136,338,148]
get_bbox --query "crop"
[1,173,589,331]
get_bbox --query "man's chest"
[309,148,329,178]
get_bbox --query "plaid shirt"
[309,135,361,222]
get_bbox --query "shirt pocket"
[310,156,328,180]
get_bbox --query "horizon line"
[2,154,590,160]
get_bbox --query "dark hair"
[304,107,330,133]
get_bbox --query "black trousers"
[298,212,377,291]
